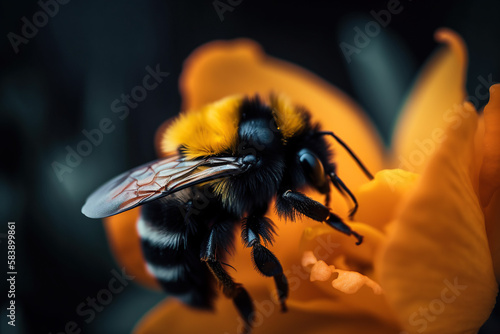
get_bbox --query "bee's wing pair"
[81,154,245,219]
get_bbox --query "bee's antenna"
[221,262,237,272]
[316,131,374,180]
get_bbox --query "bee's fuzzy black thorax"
[214,96,286,215]
[212,96,334,218]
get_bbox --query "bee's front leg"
[329,172,359,220]
[277,190,363,245]
[241,215,289,312]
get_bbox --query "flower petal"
[299,222,397,325]
[391,29,467,173]
[180,39,383,190]
[355,169,419,231]
[378,103,498,333]
[104,208,160,289]
[134,295,401,334]
[480,84,500,282]
[300,222,386,272]
[479,84,500,207]
[484,191,500,283]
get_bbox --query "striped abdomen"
[137,194,216,309]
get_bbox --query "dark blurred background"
[1,0,499,333]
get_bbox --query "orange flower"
[104,29,499,333]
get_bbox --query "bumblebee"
[82,94,373,333]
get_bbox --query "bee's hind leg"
[201,228,254,334]
[241,215,289,312]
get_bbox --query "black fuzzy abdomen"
[137,193,216,309]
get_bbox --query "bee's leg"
[241,216,289,312]
[201,229,254,334]
[277,190,363,245]
[329,172,359,220]
[324,191,331,207]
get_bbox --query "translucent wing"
[81,154,246,218]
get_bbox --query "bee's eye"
[298,149,328,191]
[243,154,257,165]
